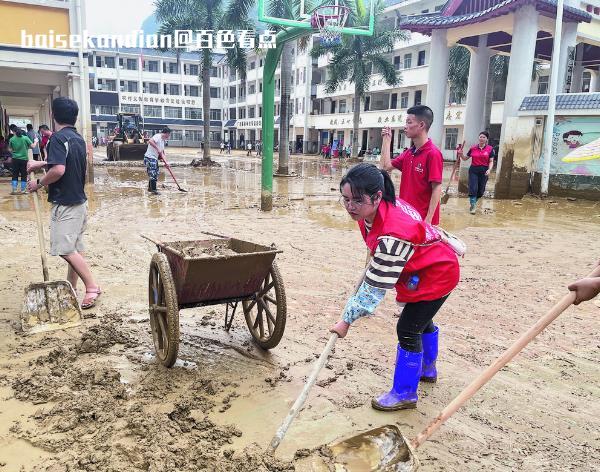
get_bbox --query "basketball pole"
[261,27,308,211]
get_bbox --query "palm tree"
[311,0,408,159]
[154,0,255,164]
[267,0,316,174]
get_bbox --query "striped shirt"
[364,221,414,289]
[341,222,414,324]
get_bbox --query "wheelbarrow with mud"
[142,232,286,367]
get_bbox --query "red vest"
[359,200,460,303]
[469,144,493,167]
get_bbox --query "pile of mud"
[7,316,298,471]
[169,241,238,258]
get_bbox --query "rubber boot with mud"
[469,196,477,214]
[420,326,438,383]
[149,179,160,195]
[10,181,18,195]
[371,345,422,411]
[20,180,27,194]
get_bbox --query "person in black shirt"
[27,97,101,310]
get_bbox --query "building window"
[210,131,221,142]
[210,87,221,98]
[164,84,180,95]
[104,56,115,68]
[164,62,178,74]
[96,56,101,67]
[331,100,336,114]
[364,96,370,111]
[435,4,443,11]
[339,100,347,113]
[249,61,256,70]
[185,130,203,141]
[365,62,373,75]
[120,80,138,93]
[229,108,236,119]
[239,108,246,119]
[448,87,463,104]
[102,79,117,92]
[170,130,183,140]
[185,85,199,97]
[259,106,262,117]
[144,82,159,94]
[390,93,398,109]
[185,64,199,76]
[260,59,264,67]
[403,54,412,69]
[144,105,162,118]
[414,90,422,106]
[537,76,549,94]
[185,107,202,119]
[210,109,222,120]
[248,84,256,95]
[210,67,219,77]
[144,60,159,72]
[249,106,256,118]
[394,56,401,71]
[445,128,459,150]
[417,50,426,66]
[259,82,263,92]
[121,104,140,114]
[98,105,118,115]
[400,92,409,108]
[164,106,183,119]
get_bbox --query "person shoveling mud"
[330,163,461,411]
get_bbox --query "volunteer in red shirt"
[39,124,52,161]
[380,105,443,225]
[458,131,495,214]
[330,163,460,411]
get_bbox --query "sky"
[85,0,156,35]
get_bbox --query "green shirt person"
[9,134,33,159]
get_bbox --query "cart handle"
[140,234,164,247]
[200,230,230,239]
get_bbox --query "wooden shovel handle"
[411,290,577,449]
[29,163,49,282]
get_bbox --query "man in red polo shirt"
[380,105,443,225]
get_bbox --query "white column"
[591,71,600,92]
[570,43,584,93]
[459,36,491,190]
[556,21,578,93]
[495,4,539,191]
[426,29,450,149]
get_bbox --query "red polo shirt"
[391,139,443,225]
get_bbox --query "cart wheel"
[243,262,286,349]
[148,252,179,367]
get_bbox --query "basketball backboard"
[257,0,375,37]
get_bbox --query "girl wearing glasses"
[331,163,460,411]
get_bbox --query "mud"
[168,241,238,259]
[1,150,599,471]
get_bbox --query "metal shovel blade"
[21,281,82,335]
[295,425,419,472]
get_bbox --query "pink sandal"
[82,287,102,310]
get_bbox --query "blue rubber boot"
[371,345,422,411]
[11,180,18,195]
[20,180,27,193]
[469,196,477,214]
[421,326,438,383]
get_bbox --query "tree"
[154,0,254,164]
[267,0,314,174]
[311,0,407,159]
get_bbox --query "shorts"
[50,202,88,256]
[144,156,159,181]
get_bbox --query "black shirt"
[46,126,87,205]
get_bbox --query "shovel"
[441,141,464,205]
[161,156,187,192]
[21,161,81,335]
[293,286,581,471]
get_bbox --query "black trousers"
[11,159,27,182]
[468,165,488,199]
[396,295,449,352]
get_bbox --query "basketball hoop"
[311,4,350,46]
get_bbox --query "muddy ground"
[0,149,599,471]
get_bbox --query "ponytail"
[340,162,397,206]
[380,169,396,204]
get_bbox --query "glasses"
[339,195,376,209]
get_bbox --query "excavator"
[106,112,149,160]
